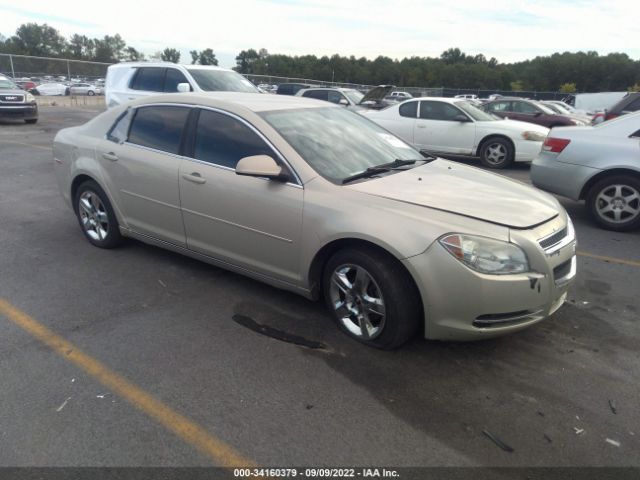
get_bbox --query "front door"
[414,100,476,154]
[179,108,304,283]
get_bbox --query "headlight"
[26,93,35,102]
[439,234,530,275]
[522,131,546,142]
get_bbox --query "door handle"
[102,152,118,161]
[182,172,206,184]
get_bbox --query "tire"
[586,175,640,231]
[88,90,95,96]
[24,119,37,124]
[322,247,421,349]
[479,137,514,169]
[74,180,123,248]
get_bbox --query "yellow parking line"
[577,250,640,268]
[0,141,52,151]
[0,298,256,467]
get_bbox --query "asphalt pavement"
[0,106,638,469]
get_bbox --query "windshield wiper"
[342,159,425,184]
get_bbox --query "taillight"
[542,137,571,153]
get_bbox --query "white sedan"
[362,97,549,168]
[69,83,101,96]
[35,83,69,96]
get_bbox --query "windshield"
[343,89,364,104]
[455,101,497,121]
[532,101,555,115]
[0,79,17,90]
[260,107,420,183]
[187,69,258,93]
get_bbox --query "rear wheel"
[74,180,123,248]
[586,176,640,231]
[479,137,514,169]
[88,90,95,96]
[323,247,421,349]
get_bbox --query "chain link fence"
[0,54,110,83]
[1,54,571,101]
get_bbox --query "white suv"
[105,62,259,108]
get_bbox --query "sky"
[0,0,638,68]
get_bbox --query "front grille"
[0,94,25,103]
[539,227,567,250]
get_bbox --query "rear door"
[97,104,191,246]
[179,108,304,283]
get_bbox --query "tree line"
[1,23,639,92]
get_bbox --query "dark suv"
[481,98,585,128]
[0,75,38,124]
[603,92,640,121]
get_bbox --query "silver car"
[54,93,577,348]
[531,111,640,231]
[69,83,102,96]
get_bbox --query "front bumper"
[0,103,38,120]
[403,214,576,341]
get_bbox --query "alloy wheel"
[329,264,386,340]
[78,191,109,241]
[595,184,640,224]
[484,142,507,165]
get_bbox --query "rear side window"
[107,108,134,143]
[130,68,165,92]
[164,69,190,92]
[624,97,640,112]
[193,109,275,169]
[513,101,539,114]
[127,106,190,154]
[399,101,418,118]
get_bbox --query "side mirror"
[338,98,349,106]
[235,155,288,181]
[453,114,469,122]
[177,83,192,93]
[534,111,542,117]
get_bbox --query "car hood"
[360,85,395,104]
[0,88,27,96]
[348,159,560,228]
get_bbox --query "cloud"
[0,0,637,68]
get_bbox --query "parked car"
[35,82,70,96]
[105,62,259,108]
[541,101,592,124]
[14,80,37,91]
[361,97,549,168]
[53,92,576,348]
[70,83,102,96]
[295,85,394,110]
[275,83,315,95]
[599,92,640,122]
[0,75,38,123]
[482,98,588,128]
[531,112,640,231]
[385,91,412,102]
[454,94,478,100]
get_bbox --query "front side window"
[419,101,463,121]
[303,90,328,101]
[327,91,346,104]
[164,69,190,92]
[130,68,165,92]
[513,101,539,114]
[260,107,419,183]
[127,106,190,154]
[193,109,275,169]
[399,101,418,118]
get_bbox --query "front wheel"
[479,137,514,169]
[586,176,640,231]
[323,247,421,349]
[74,180,123,248]
[88,90,95,96]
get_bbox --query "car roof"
[129,92,337,113]
[396,97,461,104]
[300,87,355,92]
[107,62,234,73]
